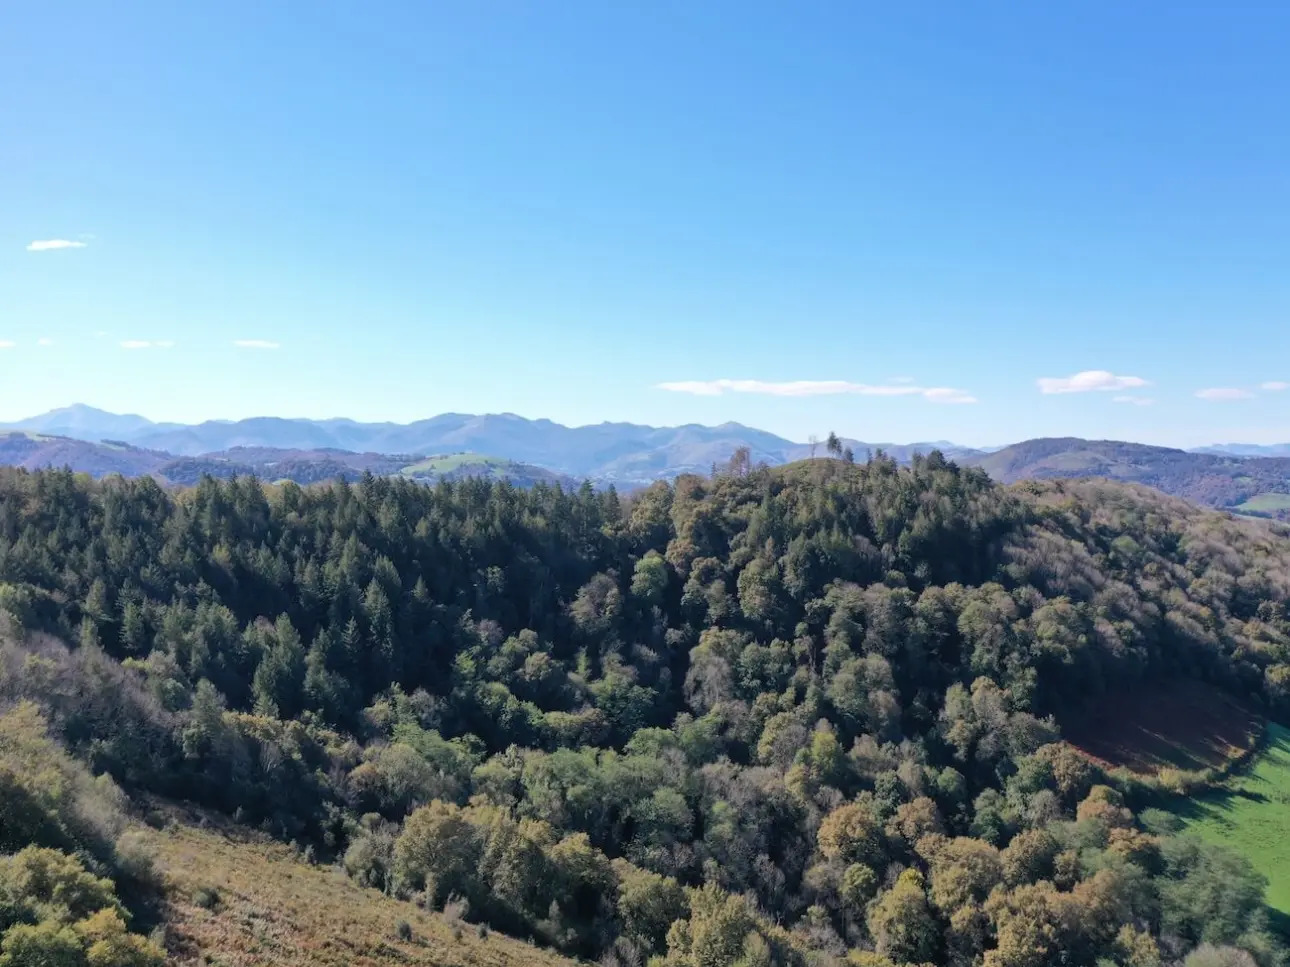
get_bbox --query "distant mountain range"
[3,405,1290,519]
[1189,443,1290,458]
[1,405,983,483]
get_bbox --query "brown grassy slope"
[1064,680,1263,775]
[142,806,578,967]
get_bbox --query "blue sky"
[3,1,1288,447]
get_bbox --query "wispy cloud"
[27,239,87,252]
[921,387,978,404]
[1261,381,1289,392]
[1195,387,1254,401]
[655,379,977,404]
[36,338,54,347]
[0,341,14,350]
[1037,370,1149,394]
[1112,395,1155,406]
[120,339,175,350]
[233,339,280,349]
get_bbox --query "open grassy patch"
[1169,724,1290,917]
[142,805,576,967]
[1235,493,1290,514]
[1065,680,1262,775]
[401,453,507,475]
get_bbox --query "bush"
[192,886,220,910]
[1184,945,1258,967]
[114,828,160,888]
[395,919,413,942]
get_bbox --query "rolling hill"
[0,433,575,489]
[967,437,1290,517]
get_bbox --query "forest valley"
[0,453,1288,967]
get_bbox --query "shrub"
[1183,945,1258,967]
[114,828,160,888]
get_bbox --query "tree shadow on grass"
[1267,907,1290,942]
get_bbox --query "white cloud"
[120,339,175,350]
[1037,370,1149,394]
[921,387,978,404]
[1195,387,1254,401]
[1261,381,1289,392]
[0,341,14,349]
[1112,395,1155,406]
[655,379,977,403]
[233,339,280,349]
[27,239,87,252]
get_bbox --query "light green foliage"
[613,860,685,952]
[0,849,163,967]
[867,869,938,965]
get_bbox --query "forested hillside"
[1,456,1288,966]
[970,439,1290,519]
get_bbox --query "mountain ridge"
[2,405,984,483]
[5,407,1290,518]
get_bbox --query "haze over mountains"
[4,404,1290,519]
[2,404,983,481]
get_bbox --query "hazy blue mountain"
[7,405,984,483]
[1190,443,1290,458]
[786,439,985,464]
[2,403,178,441]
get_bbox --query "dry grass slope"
[142,806,578,967]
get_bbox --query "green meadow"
[1172,724,1290,917]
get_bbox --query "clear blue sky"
[3,1,1288,447]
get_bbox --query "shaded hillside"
[971,437,1290,517]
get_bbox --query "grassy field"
[1170,724,1290,917]
[1235,493,1290,514]
[142,805,577,967]
[1065,680,1263,774]
[401,453,507,475]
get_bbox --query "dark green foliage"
[0,459,1288,965]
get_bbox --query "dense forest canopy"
[1,455,1288,967]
